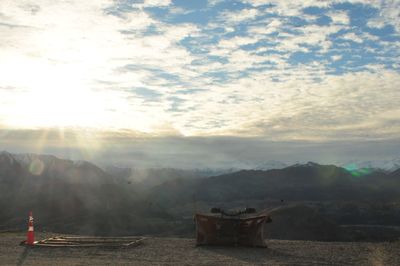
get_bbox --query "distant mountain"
[12,153,110,184]
[0,151,27,182]
[103,166,199,189]
[338,158,400,172]
[103,166,238,189]
[389,167,400,177]
[1,152,400,240]
[0,152,172,235]
[254,160,288,170]
[148,162,400,206]
[104,165,132,179]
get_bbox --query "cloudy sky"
[0,0,399,168]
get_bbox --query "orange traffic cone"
[26,211,35,245]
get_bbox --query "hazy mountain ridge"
[1,151,400,240]
[10,152,110,184]
[104,165,241,189]
[337,158,400,172]
[149,162,400,206]
[144,162,400,240]
[0,151,171,235]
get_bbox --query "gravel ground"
[1,232,399,266]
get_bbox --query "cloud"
[278,24,344,52]
[218,36,259,49]
[240,0,399,35]
[248,19,282,35]
[331,55,342,61]
[169,65,400,141]
[218,8,260,24]
[328,11,350,25]
[138,0,172,8]
[340,32,364,43]
[0,0,200,132]
[378,0,400,33]
[243,0,330,17]
[0,0,399,149]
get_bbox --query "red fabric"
[195,213,269,247]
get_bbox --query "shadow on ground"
[17,247,31,266]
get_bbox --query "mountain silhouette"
[1,152,399,240]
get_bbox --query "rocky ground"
[1,232,399,265]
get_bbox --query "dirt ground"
[1,232,399,266]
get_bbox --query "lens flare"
[344,163,372,177]
[29,159,45,176]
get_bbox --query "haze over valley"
[1,151,400,241]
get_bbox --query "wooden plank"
[31,236,146,248]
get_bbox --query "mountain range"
[1,151,399,240]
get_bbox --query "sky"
[0,0,399,168]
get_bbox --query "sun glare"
[8,61,103,128]
[1,46,160,133]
